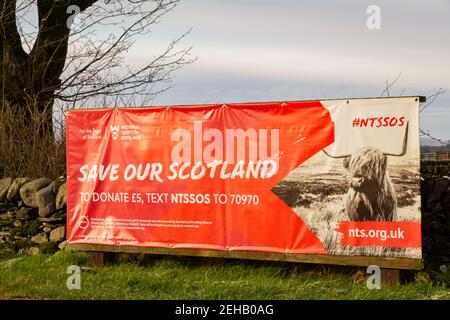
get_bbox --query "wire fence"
[421,152,450,161]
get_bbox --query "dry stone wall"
[0,177,67,255]
[420,161,450,267]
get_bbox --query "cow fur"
[342,147,397,221]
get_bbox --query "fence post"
[381,268,400,286]
[88,251,114,267]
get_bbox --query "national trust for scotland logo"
[110,125,120,140]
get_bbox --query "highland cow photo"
[273,97,422,259]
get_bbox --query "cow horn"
[384,121,409,157]
[322,149,350,159]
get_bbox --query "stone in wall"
[0,178,13,203]
[49,226,66,243]
[19,178,52,208]
[31,232,49,244]
[56,183,67,210]
[15,207,37,220]
[36,183,56,218]
[7,178,31,202]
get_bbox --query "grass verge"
[0,252,449,300]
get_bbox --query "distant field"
[0,252,448,300]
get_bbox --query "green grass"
[0,252,449,300]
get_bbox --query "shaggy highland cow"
[323,123,408,221]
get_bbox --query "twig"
[381,73,402,97]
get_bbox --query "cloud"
[125,0,450,137]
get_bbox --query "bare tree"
[381,74,448,145]
[1,0,193,137]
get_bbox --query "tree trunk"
[1,0,98,139]
[1,60,55,138]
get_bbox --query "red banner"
[66,98,422,258]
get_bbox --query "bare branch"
[381,73,402,97]
[54,0,194,107]
[2,0,194,141]
[419,88,446,113]
[420,128,449,145]
[380,75,448,145]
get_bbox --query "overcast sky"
[126,0,450,140]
